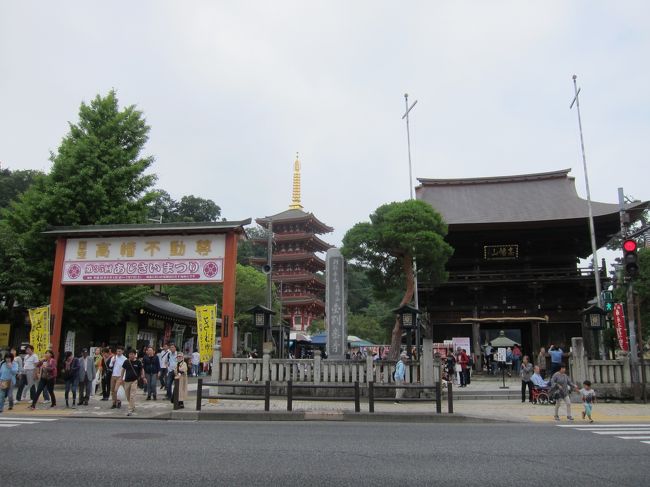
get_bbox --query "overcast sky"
[1,1,648,252]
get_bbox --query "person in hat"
[77,348,96,406]
[394,352,407,404]
[171,351,188,408]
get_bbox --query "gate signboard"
[62,235,225,284]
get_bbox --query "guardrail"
[367,382,452,414]
[287,381,360,412]
[195,378,453,414]
[195,379,271,411]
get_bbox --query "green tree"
[634,247,650,344]
[0,167,43,210]
[342,200,453,359]
[0,90,156,328]
[237,225,270,265]
[165,264,275,333]
[147,190,221,223]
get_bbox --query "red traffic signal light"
[623,239,637,253]
[623,239,639,278]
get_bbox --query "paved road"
[2,418,648,486]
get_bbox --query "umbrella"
[289,332,311,342]
[310,332,327,345]
[348,335,374,347]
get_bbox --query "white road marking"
[558,423,650,447]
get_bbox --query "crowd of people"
[0,343,203,416]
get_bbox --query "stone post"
[622,353,632,385]
[421,338,434,386]
[570,337,587,385]
[365,353,374,385]
[262,352,270,382]
[211,344,221,398]
[314,350,321,384]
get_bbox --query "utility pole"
[402,93,420,357]
[571,75,605,358]
[266,221,273,346]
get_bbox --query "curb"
[167,410,508,423]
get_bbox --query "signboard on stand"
[497,347,507,363]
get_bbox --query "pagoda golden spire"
[289,152,303,209]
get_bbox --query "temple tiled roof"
[142,295,197,325]
[417,169,647,226]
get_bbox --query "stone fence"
[216,352,423,385]
[569,337,650,399]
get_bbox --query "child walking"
[580,380,596,423]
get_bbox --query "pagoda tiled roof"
[251,232,333,252]
[273,272,325,287]
[256,209,333,234]
[417,169,648,226]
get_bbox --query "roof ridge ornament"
[289,152,303,210]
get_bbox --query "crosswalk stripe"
[557,424,650,428]
[593,430,650,435]
[557,423,650,446]
[0,417,58,421]
[0,424,19,427]
[0,421,39,425]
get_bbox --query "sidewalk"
[3,377,649,423]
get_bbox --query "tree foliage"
[0,167,43,210]
[0,90,156,327]
[634,247,650,344]
[342,200,453,358]
[147,189,221,223]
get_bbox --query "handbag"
[117,385,127,402]
[0,379,10,390]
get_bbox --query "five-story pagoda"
[251,156,333,331]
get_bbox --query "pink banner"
[613,303,629,351]
[62,258,223,284]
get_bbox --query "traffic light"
[601,290,614,312]
[623,239,639,278]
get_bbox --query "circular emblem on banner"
[203,261,219,278]
[67,264,81,279]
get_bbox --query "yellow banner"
[196,304,217,363]
[28,305,50,356]
[0,324,10,347]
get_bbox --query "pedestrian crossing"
[558,423,650,446]
[0,417,59,429]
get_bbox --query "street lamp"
[393,303,421,358]
[581,304,606,331]
[248,304,276,349]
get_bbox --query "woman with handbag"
[0,353,19,413]
[29,350,58,409]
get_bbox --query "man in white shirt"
[21,345,40,401]
[166,344,178,401]
[191,351,200,377]
[110,346,127,408]
[158,344,170,390]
